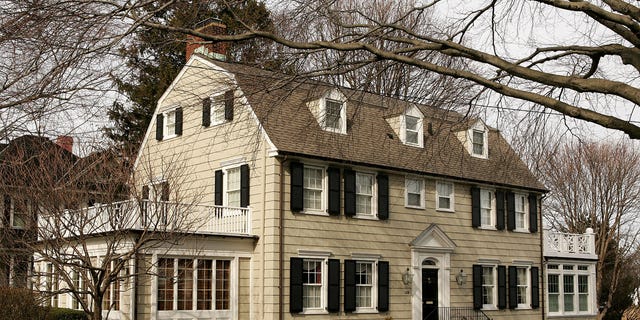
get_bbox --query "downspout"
[132,251,138,320]
[540,194,546,320]
[279,157,286,320]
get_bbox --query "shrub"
[45,308,89,320]
[0,286,48,320]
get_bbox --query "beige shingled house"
[33,24,598,320]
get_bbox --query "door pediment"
[410,224,456,253]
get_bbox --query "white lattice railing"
[544,229,597,259]
[37,200,251,239]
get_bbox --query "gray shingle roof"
[210,59,545,192]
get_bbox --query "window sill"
[471,153,488,159]
[405,204,425,210]
[353,308,378,314]
[162,134,177,140]
[301,210,330,216]
[478,225,497,230]
[403,141,424,148]
[354,214,378,220]
[481,305,498,311]
[300,309,329,315]
[513,228,530,233]
[436,208,455,213]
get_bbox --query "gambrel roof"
[198,56,545,192]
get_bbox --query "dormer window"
[324,99,343,131]
[400,105,424,147]
[308,89,347,134]
[464,121,488,158]
[472,129,485,156]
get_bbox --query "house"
[32,21,597,320]
[0,135,77,287]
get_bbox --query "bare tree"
[127,0,640,138]
[538,140,640,319]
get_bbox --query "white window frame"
[515,265,531,309]
[223,166,242,208]
[298,254,329,315]
[302,164,327,215]
[546,263,594,316]
[355,172,376,218]
[468,122,488,158]
[481,265,497,310]
[321,98,347,134]
[436,181,454,212]
[479,189,495,229]
[163,109,177,140]
[400,106,424,147]
[514,193,529,231]
[405,177,425,209]
[354,260,378,313]
[210,93,226,126]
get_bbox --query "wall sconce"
[402,268,413,293]
[455,269,467,287]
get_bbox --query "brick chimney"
[186,18,229,62]
[56,135,73,153]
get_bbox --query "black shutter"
[290,162,303,212]
[378,261,389,312]
[496,190,505,230]
[175,107,183,135]
[377,174,389,220]
[506,191,516,231]
[508,266,517,309]
[142,186,149,200]
[344,259,356,312]
[224,90,234,121]
[328,167,340,215]
[240,164,250,208]
[289,257,303,313]
[155,113,164,141]
[498,266,507,309]
[202,97,211,127]
[328,259,340,312]
[161,181,169,201]
[471,187,480,228]
[472,265,482,310]
[531,267,539,309]
[214,170,223,206]
[529,194,538,233]
[344,169,356,217]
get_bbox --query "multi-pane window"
[405,115,420,145]
[356,262,374,309]
[472,129,485,156]
[212,94,226,125]
[516,267,529,307]
[436,181,454,211]
[324,100,343,131]
[547,263,592,315]
[303,166,323,211]
[515,193,527,230]
[226,167,241,207]
[406,178,424,208]
[71,271,86,310]
[356,173,374,216]
[482,266,496,308]
[302,260,323,309]
[103,261,122,311]
[480,189,494,227]
[164,110,176,137]
[157,258,231,312]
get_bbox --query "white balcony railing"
[37,200,251,240]
[543,228,597,260]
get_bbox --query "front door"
[422,268,438,320]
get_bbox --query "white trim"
[297,250,332,257]
[354,171,377,219]
[301,163,328,215]
[435,181,455,212]
[468,121,489,159]
[400,105,424,147]
[405,176,425,209]
[514,192,529,232]
[479,188,496,229]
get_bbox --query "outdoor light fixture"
[402,268,413,292]
[456,269,467,286]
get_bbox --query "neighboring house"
[31,23,596,320]
[543,228,598,319]
[0,135,77,287]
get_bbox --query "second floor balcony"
[543,228,597,260]
[37,200,252,240]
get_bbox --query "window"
[71,270,86,310]
[405,115,420,145]
[303,166,324,211]
[45,263,59,307]
[514,193,528,230]
[405,178,424,208]
[164,110,176,138]
[226,167,241,207]
[156,257,231,312]
[355,261,374,309]
[480,189,494,227]
[516,267,529,308]
[211,94,226,125]
[547,263,593,315]
[103,260,123,311]
[356,173,374,216]
[156,107,182,141]
[302,259,323,309]
[482,266,496,308]
[436,181,454,211]
[472,130,485,156]
[324,99,343,131]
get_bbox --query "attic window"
[405,115,420,145]
[469,126,488,158]
[323,99,346,133]
[400,106,424,148]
